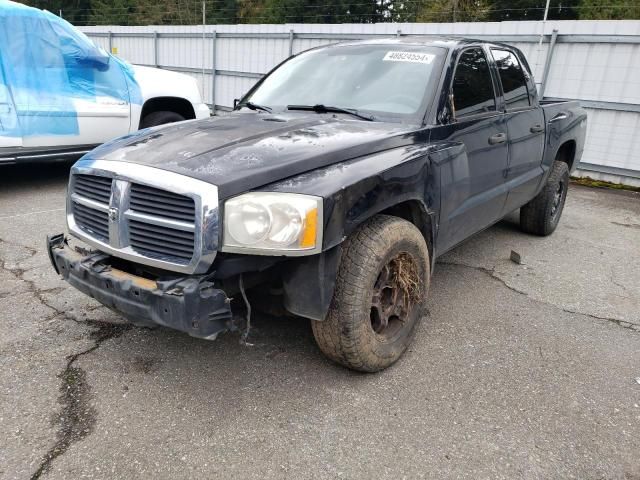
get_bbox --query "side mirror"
[233,98,240,108]
[79,48,110,69]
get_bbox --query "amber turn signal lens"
[300,207,318,248]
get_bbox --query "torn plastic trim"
[47,235,234,340]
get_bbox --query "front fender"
[266,146,440,321]
[262,145,439,251]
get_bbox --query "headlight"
[222,192,322,255]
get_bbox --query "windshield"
[245,44,446,121]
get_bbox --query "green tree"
[88,0,136,25]
[578,0,640,19]
[484,0,579,21]
[25,0,640,26]
[22,0,93,25]
[248,0,382,23]
[415,0,490,22]
[207,0,238,23]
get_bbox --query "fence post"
[211,30,217,115]
[289,29,294,57]
[108,31,113,54]
[153,31,159,68]
[539,29,558,98]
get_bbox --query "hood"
[84,112,418,198]
[130,65,203,104]
[131,64,194,85]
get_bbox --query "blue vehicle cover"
[0,0,141,137]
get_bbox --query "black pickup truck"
[48,37,587,371]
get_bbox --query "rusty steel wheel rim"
[370,252,419,340]
[551,180,565,218]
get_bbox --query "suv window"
[452,48,496,118]
[491,49,530,110]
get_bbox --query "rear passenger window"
[491,49,530,110]
[452,48,496,118]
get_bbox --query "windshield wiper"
[239,101,272,113]
[287,104,374,121]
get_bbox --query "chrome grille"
[72,202,109,242]
[73,174,112,204]
[67,161,219,275]
[71,175,196,265]
[71,175,112,242]
[130,184,195,223]
[127,182,196,263]
[129,220,195,261]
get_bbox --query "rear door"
[490,48,546,212]
[434,46,509,253]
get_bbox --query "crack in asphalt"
[438,261,640,333]
[611,221,640,230]
[0,238,133,478]
[2,237,638,476]
[0,239,111,324]
[0,243,67,323]
[30,322,131,480]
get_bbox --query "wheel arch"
[378,200,435,264]
[281,202,435,323]
[555,140,577,171]
[139,97,196,128]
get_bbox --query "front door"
[5,12,131,150]
[434,47,509,253]
[0,76,21,149]
[20,20,131,149]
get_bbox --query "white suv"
[0,1,210,165]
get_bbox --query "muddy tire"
[520,161,569,236]
[311,215,430,372]
[140,111,185,128]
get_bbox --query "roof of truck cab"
[326,36,514,50]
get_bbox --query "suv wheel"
[520,161,570,236]
[311,215,430,372]
[140,111,185,128]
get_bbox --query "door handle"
[548,112,568,123]
[488,133,507,145]
[530,124,544,133]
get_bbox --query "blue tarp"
[0,0,141,137]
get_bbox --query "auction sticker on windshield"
[383,51,435,64]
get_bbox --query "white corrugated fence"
[80,20,640,186]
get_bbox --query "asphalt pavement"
[1,162,639,479]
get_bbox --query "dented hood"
[83,112,417,198]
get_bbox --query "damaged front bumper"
[47,234,235,340]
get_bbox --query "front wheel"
[311,215,430,372]
[140,111,185,128]
[520,161,570,236]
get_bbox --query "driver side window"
[452,48,496,118]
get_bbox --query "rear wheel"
[311,215,430,372]
[140,111,185,128]
[520,161,569,236]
